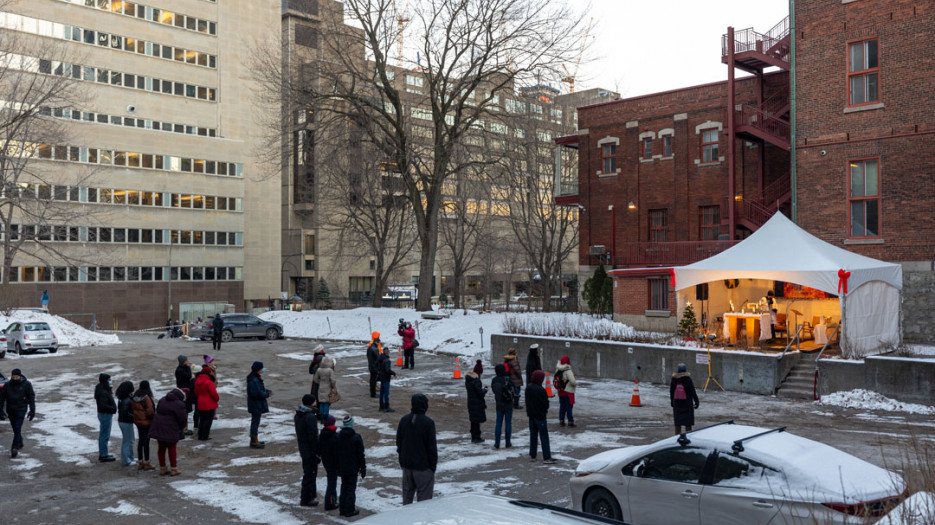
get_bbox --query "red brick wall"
[577,73,791,267]
[613,276,677,316]
[795,0,935,260]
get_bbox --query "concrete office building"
[0,0,281,328]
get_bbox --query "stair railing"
[779,324,803,360]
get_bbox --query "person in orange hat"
[366,332,382,398]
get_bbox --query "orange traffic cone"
[545,371,554,397]
[396,347,403,366]
[629,380,642,407]
[452,359,461,379]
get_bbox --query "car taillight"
[51,332,57,339]
[23,334,28,340]
[574,472,593,477]
[822,494,904,518]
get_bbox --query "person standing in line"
[115,381,136,466]
[525,343,542,385]
[131,380,156,470]
[504,348,523,409]
[366,332,382,398]
[211,313,224,351]
[194,360,219,441]
[398,320,416,369]
[247,361,272,449]
[336,415,366,518]
[318,414,340,511]
[377,347,397,412]
[294,394,320,507]
[0,368,36,458]
[472,359,484,378]
[670,363,700,435]
[313,356,337,420]
[149,388,187,476]
[490,364,513,449]
[555,356,578,428]
[396,393,437,505]
[464,367,487,443]
[308,344,326,396]
[174,355,195,436]
[526,370,555,464]
[94,373,117,462]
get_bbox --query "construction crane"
[396,1,410,68]
[561,17,594,94]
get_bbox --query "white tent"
[674,213,902,357]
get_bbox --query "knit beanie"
[343,415,354,427]
[11,368,22,376]
[560,355,570,365]
[301,394,316,406]
[473,359,483,375]
[203,354,215,364]
[177,355,188,365]
[323,415,336,427]
[531,369,545,385]
[251,361,264,372]
[677,363,687,373]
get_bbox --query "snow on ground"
[0,310,120,349]
[876,492,935,525]
[102,501,150,516]
[817,389,935,415]
[169,480,304,525]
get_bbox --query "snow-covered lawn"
[0,310,120,350]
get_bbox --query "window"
[405,74,423,87]
[711,453,778,488]
[650,278,669,311]
[849,158,880,237]
[626,447,709,483]
[601,143,616,173]
[649,209,668,242]
[701,129,719,162]
[663,135,673,157]
[304,234,315,254]
[642,138,652,160]
[848,38,879,106]
[699,205,721,240]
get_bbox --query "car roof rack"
[677,420,735,446]
[511,500,629,524]
[731,426,786,453]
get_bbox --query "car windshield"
[25,322,52,331]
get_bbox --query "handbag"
[328,387,341,404]
[412,339,419,348]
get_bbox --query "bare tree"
[0,25,98,303]
[282,0,590,311]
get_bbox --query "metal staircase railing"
[721,16,791,60]
[736,104,791,145]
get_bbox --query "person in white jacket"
[313,357,338,420]
[554,356,578,427]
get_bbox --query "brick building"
[567,0,935,344]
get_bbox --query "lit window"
[848,158,880,237]
[848,38,879,106]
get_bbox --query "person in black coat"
[294,394,320,507]
[211,313,224,351]
[525,370,554,463]
[366,332,382,398]
[318,415,340,511]
[115,381,136,466]
[94,373,117,462]
[0,368,36,458]
[174,355,195,436]
[336,415,366,518]
[670,363,700,435]
[490,364,513,449]
[395,393,437,504]
[525,343,542,384]
[377,350,397,412]
[149,388,187,475]
[464,370,487,443]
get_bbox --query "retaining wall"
[492,334,799,395]
[818,356,935,406]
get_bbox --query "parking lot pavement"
[0,334,931,523]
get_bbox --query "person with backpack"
[318,415,340,511]
[526,370,554,464]
[554,356,578,428]
[377,348,397,412]
[366,332,382,398]
[464,366,487,443]
[131,381,156,470]
[336,415,366,517]
[490,364,513,449]
[503,348,523,409]
[395,393,437,504]
[398,320,417,369]
[211,313,224,351]
[525,343,542,385]
[115,381,136,466]
[670,363,700,435]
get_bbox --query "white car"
[570,422,905,525]
[4,322,59,355]
[356,493,626,524]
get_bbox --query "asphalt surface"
[0,334,931,523]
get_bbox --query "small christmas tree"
[315,278,332,310]
[677,302,700,337]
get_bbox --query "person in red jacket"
[397,320,417,369]
[194,362,219,441]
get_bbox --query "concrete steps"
[777,354,819,400]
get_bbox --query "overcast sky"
[575,0,789,98]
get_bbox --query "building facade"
[0,0,281,328]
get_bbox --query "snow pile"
[0,311,120,348]
[260,308,625,358]
[817,389,935,415]
[502,313,636,341]
[876,492,935,525]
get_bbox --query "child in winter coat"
[336,415,366,517]
[555,356,578,427]
[130,381,156,470]
[318,415,340,511]
[376,350,397,412]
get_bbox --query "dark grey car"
[193,314,282,342]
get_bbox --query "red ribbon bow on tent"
[837,269,851,295]
[669,268,676,289]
